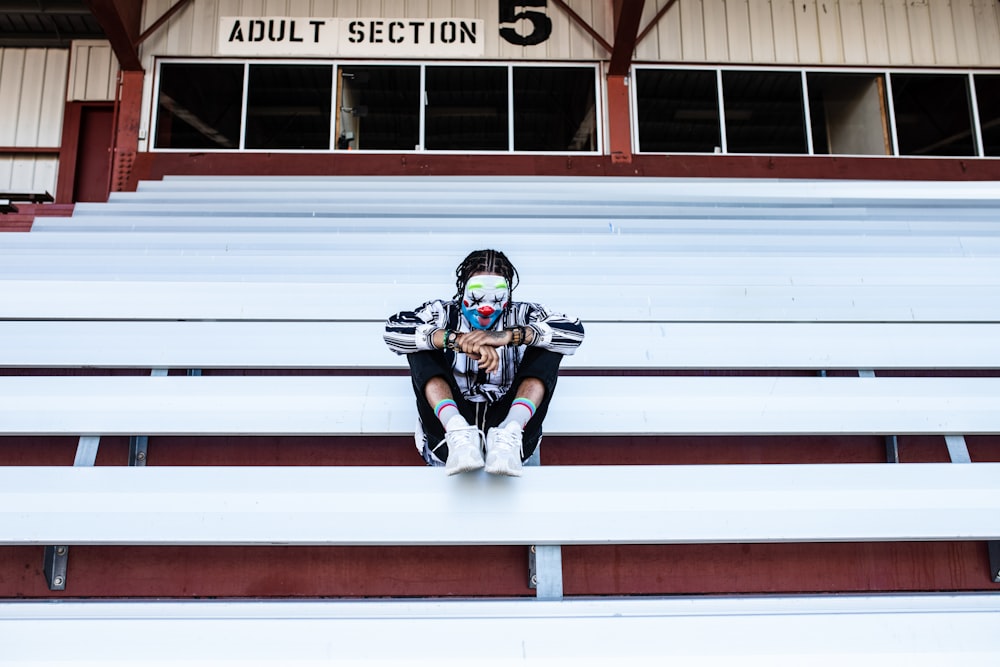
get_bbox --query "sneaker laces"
[489,425,523,459]
[432,424,484,456]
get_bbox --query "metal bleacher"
[0,175,999,664]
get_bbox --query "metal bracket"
[44,435,101,590]
[523,442,563,598]
[43,545,68,591]
[528,545,564,599]
[128,435,149,466]
[944,434,972,464]
[885,435,899,463]
[128,369,171,466]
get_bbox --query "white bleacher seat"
[2,320,998,370]
[2,279,997,322]
[3,595,1000,665]
[0,375,996,436]
[2,463,999,545]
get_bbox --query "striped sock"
[434,399,463,429]
[501,397,536,430]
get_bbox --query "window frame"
[632,63,1000,159]
[149,57,603,156]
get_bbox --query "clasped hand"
[456,329,511,374]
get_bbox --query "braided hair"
[453,249,519,300]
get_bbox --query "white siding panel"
[927,0,958,65]
[15,50,47,145]
[973,0,1000,65]
[38,50,69,146]
[69,42,118,101]
[726,0,753,63]
[0,50,26,146]
[906,0,935,64]
[817,0,845,63]
[794,1,821,64]
[0,156,58,195]
[190,0,221,55]
[657,1,684,62]
[679,0,707,61]
[950,0,980,65]
[634,0,663,61]
[747,0,775,63]
[770,0,800,63]
[860,0,890,63]
[883,0,913,64]
[703,0,729,61]
[837,0,867,64]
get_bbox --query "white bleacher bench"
[0,375,998,437]
[0,463,998,603]
[2,320,999,370]
[2,463,999,546]
[3,246,1000,281]
[4,595,1000,665]
[2,279,998,322]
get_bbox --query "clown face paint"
[461,273,509,329]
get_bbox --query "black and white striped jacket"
[384,299,584,403]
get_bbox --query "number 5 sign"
[499,0,553,46]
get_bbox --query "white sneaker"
[485,423,524,477]
[439,424,485,476]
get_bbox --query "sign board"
[217,17,485,58]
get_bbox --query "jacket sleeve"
[383,300,449,355]
[522,303,585,355]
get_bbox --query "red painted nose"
[477,306,495,316]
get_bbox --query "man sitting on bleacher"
[384,249,584,477]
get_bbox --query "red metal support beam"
[109,70,144,193]
[609,0,646,76]
[83,0,142,71]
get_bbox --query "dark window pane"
[155,63,244,149]
[635,69,721,153]
[425,66,508,151]
[974,74,1000,157]
[807,72,889,155]
[891,73,975,156]
[722,71,808,154]
[513,67,596,151]
[337,66,420,151]
[245,65,332,150]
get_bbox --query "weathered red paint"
[128,152,1000,191]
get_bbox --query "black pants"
[408,347,563,463]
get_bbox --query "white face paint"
[461,273,510,329]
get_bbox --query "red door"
[73,105,114,203]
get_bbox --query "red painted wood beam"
[126,153,1000,190]
[83,0,142,71]
[609,0,646,76]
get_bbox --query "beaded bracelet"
[442,329,451,350]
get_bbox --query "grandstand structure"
[2,1,1000,663]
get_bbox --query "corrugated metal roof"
[0,0,105,47]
